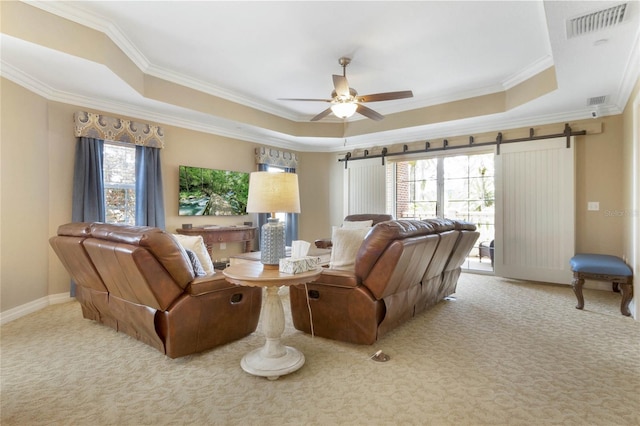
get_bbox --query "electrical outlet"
[587,202,600,211]
[220,243,226,250]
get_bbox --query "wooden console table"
[176,226,256,255]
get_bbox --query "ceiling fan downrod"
[338,57,351,77]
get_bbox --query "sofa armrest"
[311,268,361,288]
[187,273,241,296]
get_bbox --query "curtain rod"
[338,123,587,168]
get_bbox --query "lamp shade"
[246,171,301,215]
[331,102,358,119]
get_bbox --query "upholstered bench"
[569,254,633,316]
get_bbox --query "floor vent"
[587,95,607,106]
[567,3,627,38]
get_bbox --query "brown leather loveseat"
[290,219,479,344]
[50,222,262,358]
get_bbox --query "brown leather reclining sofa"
[50,222,262,358]
[290,219,479,344]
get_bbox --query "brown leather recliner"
[290,219,479,345]
[49,222,262,358]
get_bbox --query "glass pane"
[444,156,469,178]
[105,188,136,224]
[414,159,437,180]
[444,201,469,221]
[444,178,468,201]
[468,153,494,178]
[104,144,135,185]
[104,143,136,225]
[410,179,438,201]
[401,201,437,219]
[468,177,490,201]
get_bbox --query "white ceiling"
[2,1,639,152]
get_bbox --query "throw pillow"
[329,227,370,271]
[342,219,373,229]
[185,249,206,277]
[172,234,215,274]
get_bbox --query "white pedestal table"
[223,262,322,380]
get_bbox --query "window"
[103,142,136,225]
[391,152,495,272]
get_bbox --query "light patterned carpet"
[1,273,638,425]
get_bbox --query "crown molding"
[23,1,561,126]
[501,55,554,90]
[0,59,54,98]
[26,0,150,71]
[0,59,312,151]
[2,58,621,155]
[143,64,300,121]
[26,1,300,120]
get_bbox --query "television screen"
[179,165,250,216]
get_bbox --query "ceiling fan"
[280,57,413,122]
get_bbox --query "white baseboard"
[0,293,74,325]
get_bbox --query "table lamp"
[246,171,301,268]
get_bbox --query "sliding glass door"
[390,152,495,272]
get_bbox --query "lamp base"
[260,217,286,267]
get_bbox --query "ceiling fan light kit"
[280,57,413,122]
[330,102,358,118]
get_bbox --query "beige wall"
[161,127,259,261]
[1,78,334,313]
[574,115,626,255]
[622,77,639,317]
[0,75,635,316]
[1,79,51,310]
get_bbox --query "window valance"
[255,147,298,169]
[74,111,164,148]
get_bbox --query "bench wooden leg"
[572,276,585,310]
[570,255,633,316]
[619,283,632,317]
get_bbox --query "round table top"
[222,262,322,287]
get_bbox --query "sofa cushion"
[329,227,370,271]
[342,219,373,229]
[172,234,215,274]
[355,220,436,279]
[570,254,632,276]
[90,223,194,287]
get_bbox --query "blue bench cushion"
[570,254,632,276]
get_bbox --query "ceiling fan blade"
[278,98,332,102]
[356,104,384,121]
[332,75,350,98]
[357,90,414,103]
[310,107,333,122]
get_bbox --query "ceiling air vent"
[587,95,607,106]
[567,3,627,38]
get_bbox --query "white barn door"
[495,137,575,284]
[344,158,386,216]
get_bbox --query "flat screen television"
[179,165,250,216]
